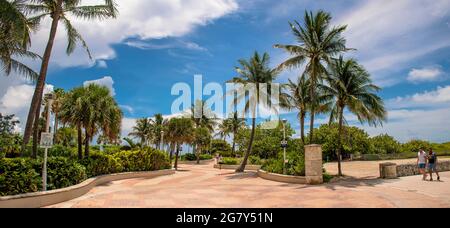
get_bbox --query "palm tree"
[194,127,211,164]
[51,88,65,144]
[152,114,167,150]
[22,0,118,153]
[0,0,40,79]
[59,86,86,159]
[320,57,386,176]
[166,118,194,170]
[129,118,153,147]
[216,119,231,141]
[60,84,122,159]
[190,100,217,157]
[280,76,310,143]
[230,51,279,172]
[275,10,350,143]
[82,84,122,156]
[227,112,246,156]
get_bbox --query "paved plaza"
[47,160,450,208]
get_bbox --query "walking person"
[417,148,428,181]
[427,148,440,181]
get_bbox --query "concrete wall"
[396,161,450,177]
[257,170,307,184]
[0,169,175,208]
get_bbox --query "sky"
[1,0,450,143]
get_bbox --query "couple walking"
[417,148,440,181]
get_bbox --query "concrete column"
[305,144,323,185]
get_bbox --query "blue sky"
[1,0,450,143]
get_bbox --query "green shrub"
[181,153,197,161]
[402,140,432,154]
[211,139,232,157]
[248,156,262,165]
[80,153,122,177]
[45,157,87,190]
[199,154,213,160]
[261,150,305,176]
[49,145,76,158]
[371,134,402,154]
[219,157,239,165]
[0,158,42,196]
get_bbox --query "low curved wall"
[0,169,175,208]
[178,159,214,165]
[213,164,261,171]
[257,169,307,184]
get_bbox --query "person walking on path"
[417,148,428,181]
[427,148,440,182]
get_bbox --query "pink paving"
[47,161,450,208]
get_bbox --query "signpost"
[40,93,54,191]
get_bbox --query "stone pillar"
[305,144,323,185]
[379,163,397,179]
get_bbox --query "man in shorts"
[427,148,440,181]
[417,148,427,181]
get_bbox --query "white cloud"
[97,60,108,69]
[336,0,450,85]
[407,66,445,82]
[0,83,54,131]
[83,76,116,96]
[388,85,450,109]
[121,117,137,139]
[28,0,238,68]
[360,108,450,143]
[119,105,134,114]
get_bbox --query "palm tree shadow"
[288,178,400,191]
[224,172,259,180]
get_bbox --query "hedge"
[0,148,171,196]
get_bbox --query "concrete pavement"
[47,161,450,208]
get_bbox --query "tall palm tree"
[321,57,386,176]
[194,127,211,164]
[22,0,118,153]
[166,118,194,170]
[216,119,231,141]
[82,84,122,156]
[59,86,86,159]
[0,0,40,79]
[60,84,122,158]
[129,118,153,147]
[230,51,279,172]
[280,76,310,143]
[275,10,350,143]
[227,111,246,156]
[190,100,217,157]
[152,114,167,150]
[51,88,65,144]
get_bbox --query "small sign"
[40,133,53,149]
[281,141,288,148]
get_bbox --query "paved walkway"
[47,161,450,208]
[324,158,450,179]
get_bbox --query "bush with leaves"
[0,158,42,196]
[371,134,402,154]
[402,140,432,154]
[210,139,232,157]
[45,157,87,190]
[80,153,123,177]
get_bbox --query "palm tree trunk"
[84,130,90,158]
[77,124,82,160]
[196,148,201,164]
[21,1,63,154]
[53,112,59,144]
[337,106,344,177]
[232,132,236,157]
[309,61,317,144]
[236,118,256,173]
[32,105,40,159]
[300,112,305,144]
[174,144,180,170]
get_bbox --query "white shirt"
[418,151,427,164]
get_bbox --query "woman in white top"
[417,149,428,181]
